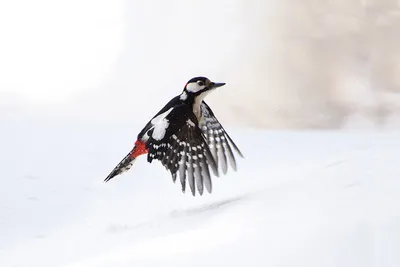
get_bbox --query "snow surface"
[1,120,400,267]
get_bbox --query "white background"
[1,1,400,266]
[1,0,400,128]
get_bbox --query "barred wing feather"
[199,102,243,174]
[146,105,218,196]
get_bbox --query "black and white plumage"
[105,77,243,196]
[199,102,243,174]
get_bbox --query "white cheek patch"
[186,82,205,93]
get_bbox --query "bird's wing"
[145,104,218,196]
[199,101,243,174]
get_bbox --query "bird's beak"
[209,82,226,89]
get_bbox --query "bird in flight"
[105,77,243,196]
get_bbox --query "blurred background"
[1,0,400,129]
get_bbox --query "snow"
[1,120,400,267]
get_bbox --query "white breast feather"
[193,91,211,119]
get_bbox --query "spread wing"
[199,101,243,174]
[145,104,218,196]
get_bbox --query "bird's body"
[105,77,243,195]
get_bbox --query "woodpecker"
[104,77,243,196]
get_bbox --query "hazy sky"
[0,0,246,123]
[1,0,399,128]
[0,0,125,104]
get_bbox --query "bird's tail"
[104,140,148,182]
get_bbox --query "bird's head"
[181,77,225,100]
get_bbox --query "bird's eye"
[197,81,204,86]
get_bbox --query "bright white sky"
[1,1,395,128]
[0,0,126,104]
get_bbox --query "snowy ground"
[1,120,399,267]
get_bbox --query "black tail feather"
[104,151,136,182]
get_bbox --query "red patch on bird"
[130,140,148,158]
